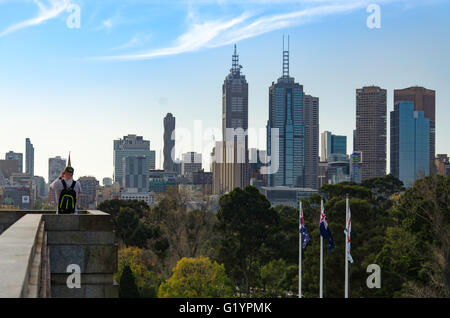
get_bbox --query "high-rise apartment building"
[355,86,387,180]
[5,151,23,173]
[390,101,430,187]
[394,86,435,173]
[113,134,153,187]
[163,113,176,172]
[25,138,34,176]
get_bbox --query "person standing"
[50,166,82,214]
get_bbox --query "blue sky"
[0,0,449,183]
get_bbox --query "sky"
[0,0,449,183]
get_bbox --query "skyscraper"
[267,37,306,187]
[390,101,430,187]
[394,86,435,173]
[113,134,153,187]
[25,138,34,176]
[122,156,150,193]
[163,113,176,172]
[213,45,249,194]
[303,94,319,189]
[355,86,387,180]
[5,151,23,173]
[321,131,347,162]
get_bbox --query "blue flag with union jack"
[299,206,310,249]
[319,207,335,252]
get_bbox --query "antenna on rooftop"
[282,35,290,78]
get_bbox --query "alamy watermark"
[66,264,81,289]
[366,264,381,289]
[367,4,381,29]
[170,121,280,175]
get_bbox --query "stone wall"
[0,210,118,298]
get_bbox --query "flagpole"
[345,194,349,298]
[299,199,302,298]
[320,198,323,298]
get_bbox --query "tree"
[215,185,279,296]
[119,265,140,298]
[98,199,150,218]
[115,247,162,298]
[377,175,450,297]
[158,257,234,298]
[145,187,218,278]
[260,259,297,297]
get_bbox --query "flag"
[344,207,354,263]
[299,206,310,249]
[319,207,335,251]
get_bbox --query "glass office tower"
[390,101,430,187]
[267,39,305,187]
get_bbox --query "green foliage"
[98,199,150,220]
[376,175,450,297]
[119,265,140,298]
[260,259,298,297]
[109,174,449,298]
[215,185,278,296]
[158,257,234,298]
[115,247,162,298]
[144,187,219,278]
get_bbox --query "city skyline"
[0,0,449,182]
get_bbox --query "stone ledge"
[0,214,43,298]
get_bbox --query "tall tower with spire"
[212,44,249,194]
[266,36,318,189]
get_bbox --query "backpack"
[58,179,77,214]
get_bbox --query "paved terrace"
[0,210,118,298]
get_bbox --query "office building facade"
[355,86,387,180]
[321,131,347,162]
[5,152,23,173]
[122,156,150,193]
[48,156,66,184]
[394,86,435,173]
[303,95,319,189]
[267,40,305,187]
[390,101,430,187]
[113,134,153,187]
[181,152,202,176]
[213,45,249,194]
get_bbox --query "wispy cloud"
[0,0,70,37]
[95,0,389,61]
[111,33,152,51]
[96,12,250,60]
[102,18,113,29]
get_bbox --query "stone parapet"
[0,210,118,298]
